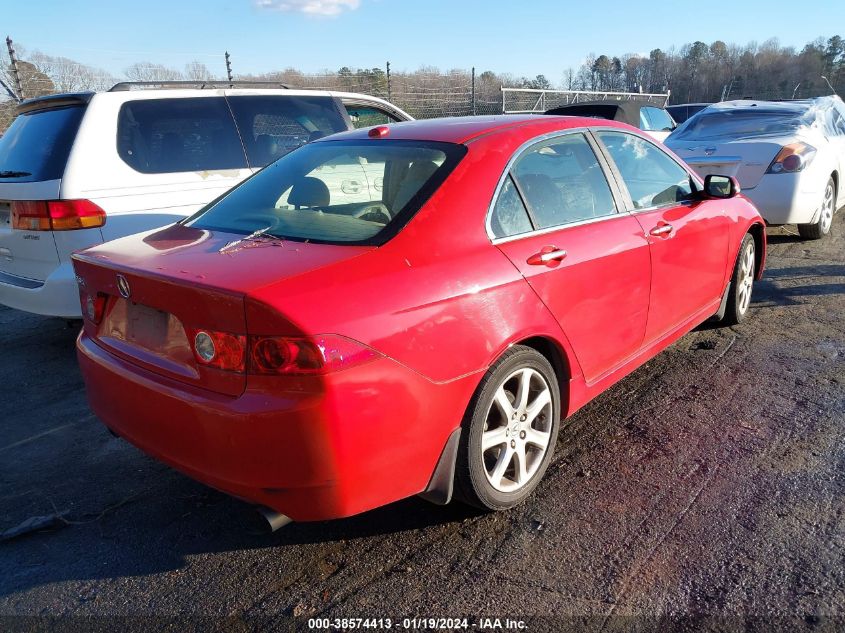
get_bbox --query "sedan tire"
[798,177,835,240]
[454,346,561,511]
[722,233,756,326]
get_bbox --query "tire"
[798,177,835,240]
[454,345,561,511]
[722,233,756,326]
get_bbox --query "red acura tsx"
[73,115,765,523]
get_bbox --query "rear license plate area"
[125,302,169,348]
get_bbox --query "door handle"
[527,248,568,265]
[650,223,673,237]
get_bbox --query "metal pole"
[386,61,391,101]
[6,36,23,100]
[471,67,476,115]
[225,51,233,84]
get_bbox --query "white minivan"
[0,83,411,318]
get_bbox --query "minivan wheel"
[798,178,835,240]
[454,346,561,511]
[722,233,756,326]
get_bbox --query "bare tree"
[184,61,214,81]
[124,62,183,82]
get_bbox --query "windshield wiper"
[0,170,32,178]
[219,226,284,253]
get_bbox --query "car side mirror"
[703,174,740,199]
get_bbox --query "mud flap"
[418,428,461,505]
[713,282,731,321]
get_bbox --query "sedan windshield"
[187,139,465,245]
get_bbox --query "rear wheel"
[722,233,756,326]
[454,346,561,511]
[798,177,835,240]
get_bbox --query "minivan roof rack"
[109,80,292,91]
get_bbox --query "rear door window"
[0,105,85,182]
[117,97,247,174]
[510,133,617,229]
[227,95,348,167]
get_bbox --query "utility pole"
[225,51,233,85]
[386,61,391,101]
[6,36,23,100]
[471,66,476,115]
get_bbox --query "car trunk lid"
[669,139,784,190]
[72,223,374,396]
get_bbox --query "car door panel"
[594,129,730,345]
[633,201,729,343]
[489,132,651,386]
[496,216,651,384]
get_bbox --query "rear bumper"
[743,173,820,225]
[0,261,81,318]
[76,331,474,521]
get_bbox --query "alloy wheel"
[481,367,554,493]
[820,182,835,234]
[737,240,755,315]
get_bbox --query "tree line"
[2,35,844,131]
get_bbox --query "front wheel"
[722,233,756,326]
[454,346,561,511]
[798,177,835,240]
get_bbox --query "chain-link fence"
[501,88,670,113]
[0,68,508,134]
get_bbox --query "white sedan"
[666,97,845,239]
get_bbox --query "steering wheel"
[352,202,391,224]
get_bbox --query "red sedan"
[73,115,765,523]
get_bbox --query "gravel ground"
[0,216,843,633]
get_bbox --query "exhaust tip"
[256,506,293,532]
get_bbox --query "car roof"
[706,96,843,114]
[314,114,632,144]
[543,100,666,126]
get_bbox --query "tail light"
[187,329,247,372]
[250,335,379,375]
[186,329,378,375]
[766,142,816,174]
[11,200,106,231]
[80,291,106,324]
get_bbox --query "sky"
[5,0,845,83]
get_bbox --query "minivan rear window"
[186,139,466,245]
[117,97,247,174]
[0,105,85,182]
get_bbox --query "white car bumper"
[743,172,821,225]
[0,261,81,319]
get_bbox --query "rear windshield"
[227,95,348,167]
[0,105,85,182]
[186,139,466,245]
[671,109,806,141]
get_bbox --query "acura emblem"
[116,274,131,299]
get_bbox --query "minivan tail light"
[11,200,106,231]
[249,335,379,375]
[766,142,816,174]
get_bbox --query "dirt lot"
[1,217,843,632]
